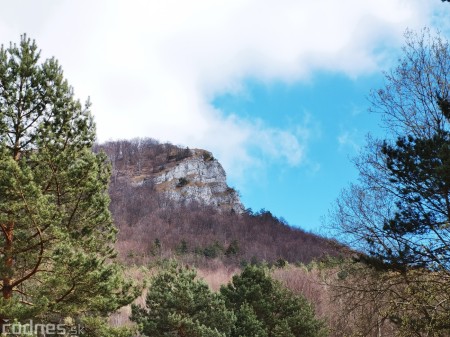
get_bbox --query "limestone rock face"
[150,149,244,213]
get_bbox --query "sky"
[1,1,449,232]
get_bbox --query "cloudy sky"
[1,1,449,231]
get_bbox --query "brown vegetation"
[99,139,342,268]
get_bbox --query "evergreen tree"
[220,265,326,337]
[373,107,450,271]
[131,262,235,337]
[331,29,450,335]
[0,35,134,329]
[272,320,296,337]
[232,302,267,337]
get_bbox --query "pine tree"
[272,320,296,337]
[220,265,326,337]
[331,29,450,335]
[373,107,450,270]
[232,302,267,337]
[131,261,235,337]
[0,35,134,329]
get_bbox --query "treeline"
[95,138,193,181]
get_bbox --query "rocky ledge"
[147,149,244,213]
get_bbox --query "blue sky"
[1,1,450,232]
[214,73,386,231]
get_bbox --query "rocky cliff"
[101,141,244,213]
[149,149,244,213]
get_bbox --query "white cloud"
[0,0,447,180]
[338,129,362,153]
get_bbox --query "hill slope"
[97,139,344,266]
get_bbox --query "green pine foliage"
[0,35,135,328]
[221,265,327,337]
[376,123,450,270]
[175,240,189,255]
[225,240,239,257]
[131,261,235,337]
[132,264,326,337]
[330,29,450,336]
[232,302,267,337]
[78,316,137,337]
[272,320,296,337]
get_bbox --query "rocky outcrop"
[150,149,244,213]
[100,140,245,214]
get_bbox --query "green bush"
[225,240,240,257]
[194,241,224,259]
[176,177,189,188]
[275,258,288,268]
[203,241,224,258]
[202,152,214,161]
[175,240,189,255]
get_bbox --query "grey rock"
[151,150,244,213]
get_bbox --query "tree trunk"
[1,222,14,330]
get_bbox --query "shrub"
[176,177,189,188]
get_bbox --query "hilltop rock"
[148,149,244,213]
[100,141,244,213]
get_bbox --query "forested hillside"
[96,139,344,267]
